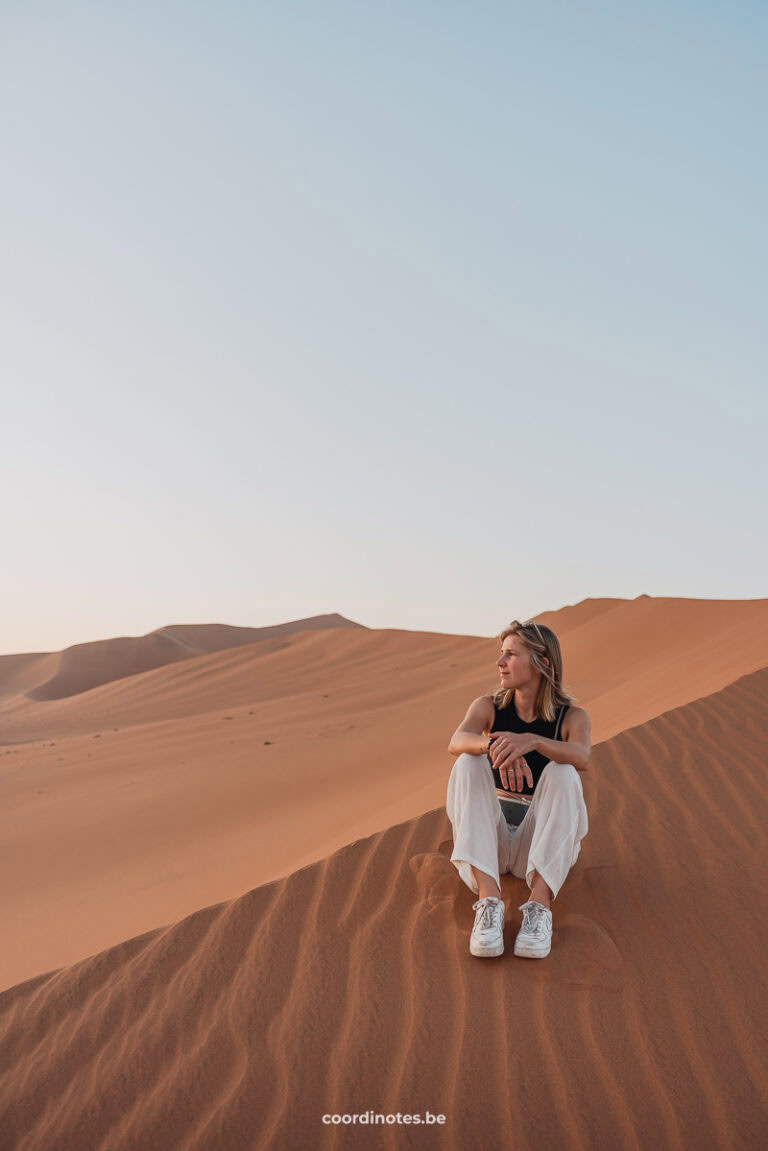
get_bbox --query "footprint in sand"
[409,852,460,909]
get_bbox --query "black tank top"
[488,695,568,798]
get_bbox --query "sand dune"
[1,595,767,991]
[1,666,766,1150]
[0,612,363,702]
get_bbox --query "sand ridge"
[0,612,364,703]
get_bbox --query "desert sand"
[1,596,767,1149]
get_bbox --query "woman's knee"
[541,762,581,791]
[449,752,493,793]
[452,752,491,778]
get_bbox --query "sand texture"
[1,667,767,1148]
[1,597,767,1149]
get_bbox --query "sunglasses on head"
[510,617,545,643]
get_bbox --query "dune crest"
[1,612,364,702]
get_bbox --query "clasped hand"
[488,731,536,792]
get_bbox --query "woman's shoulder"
[463,694,497,718]
[560,702,589,740]
[475,694,498,722]
[562,701,587,717]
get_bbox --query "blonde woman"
[446,619,590,959]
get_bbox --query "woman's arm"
[534,708,591,772]
[447,696,495,757]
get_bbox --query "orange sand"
[1,597,767,1148]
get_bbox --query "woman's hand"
[489,732,536,792]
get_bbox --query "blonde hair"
[490,619,578,722]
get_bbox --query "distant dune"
[0,613,365,702]
[1,666,766,1150]
[1,595,766,992]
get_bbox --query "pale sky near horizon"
[2,1,766,656]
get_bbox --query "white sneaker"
[470,896,505,957]
[513,900,553,958]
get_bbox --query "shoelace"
[472,898,503,932]
[518,901,549,936]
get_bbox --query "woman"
[446,619,590,959]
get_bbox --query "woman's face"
[496,635,533,687]
[497,634,548,687]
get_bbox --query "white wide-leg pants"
[446,753,589,901]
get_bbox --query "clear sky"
[2,1,766,655]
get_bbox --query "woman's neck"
[513,686,538,723]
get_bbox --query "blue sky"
[2,0,766,654]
